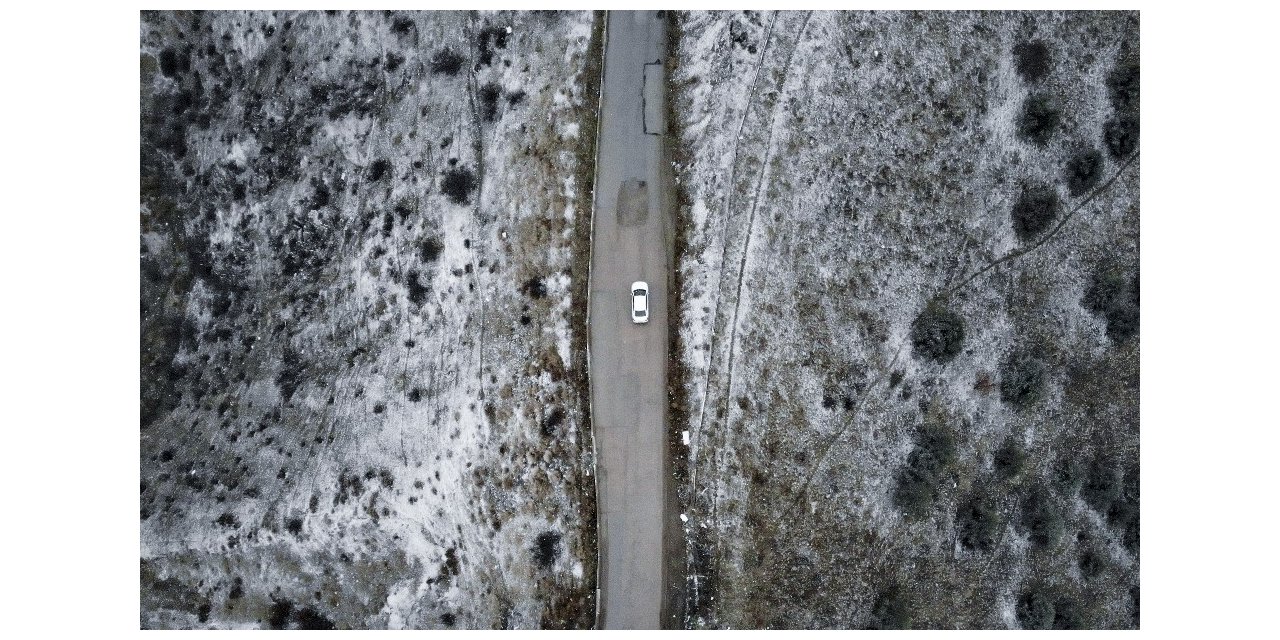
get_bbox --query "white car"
[631,281,649,324]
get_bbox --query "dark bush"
[909,303,965,363]
[1079,547,1105,578]
[1053,456,1086,496]
[429,48,466,75]
[1052,597,1086,630]
[1083,266,1140,342]
[1013,40,1051,83]
[1104,114,1139,160]
[993,437,1027,480]
[1011,185,1060,241]
[440,613,457,627]
[479,83,501,122]
[1018,93,1061,145]
[267,598,334,630]
[214,512,240,528]
[1081,458,1121,514]
[956,495,1003,552]
[1108,463,1140,553]
[277,347,306,402]
[406,270,429,305]
[533,531,562,569]
[522,277,548,299]
[1020,486,1066,549]
[309,183,331,210]
[541,408,565,437]
[441,166,476,205]
[999,350,1046,409]
[285,517,303,535]
[391,17,415,35]
[367,158,392,182]
[384,52,405,72]
[420,237,443,262]
[1065,148,1105,196]
[158,48,179,77]
[1017,589,1055,630]
[892,422,957,518]
[476,25,510,66]
[869,584,912,630]
[1107,59,1140,116]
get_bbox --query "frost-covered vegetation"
[667,10,1138,629]
[140,10,601,629]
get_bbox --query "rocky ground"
[667,10,1139,629]
[140,10,602,629]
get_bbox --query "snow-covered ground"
[140,10,601,629]
[668,10,1138,629]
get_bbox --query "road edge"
[661,9,693,630]
[582,9,610,631]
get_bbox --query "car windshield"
[636,309,646,316]
[633,289,645,296]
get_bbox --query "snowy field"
[667,10,1139,629]
[140,10,601,629]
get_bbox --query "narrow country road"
[588,10,675,630]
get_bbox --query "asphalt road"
[588,10,674,631]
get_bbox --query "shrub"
[1104,114,1139,159]
[1107,59,1140,116]
[429,48,466,75]
[158,48,179,77]
[1108,464,1140,553]
[533,531,562,569]
[910,303,965,363]
[1018,93,1061,145]
[999,350,1046,409]
[993,437,1027,480]
[956,495,1003,551]
[869,584,912,630]
[1011,184,1060,241]
[441,166,476,205]
[1013,40,1051,83]
[1079,547,1105,578]
[479,83,501,122]
[892,422,957,518]
[522,277,548,299]
[1020,486,1066,549]
[406,270,429,305]
[1081,458,1121,514]
[1083,266,1140,342]
[1065,148,1105,196]
[1053,456,1086,496]
[1017,590,1054,629]
[267,598,335,630]
[476,25,510,66]
[384,52,405,72]
[391,17,415,35]
[420,237,443,262]
[367,158,392,182]
[309,183,331,210]
[541,408,565,437]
